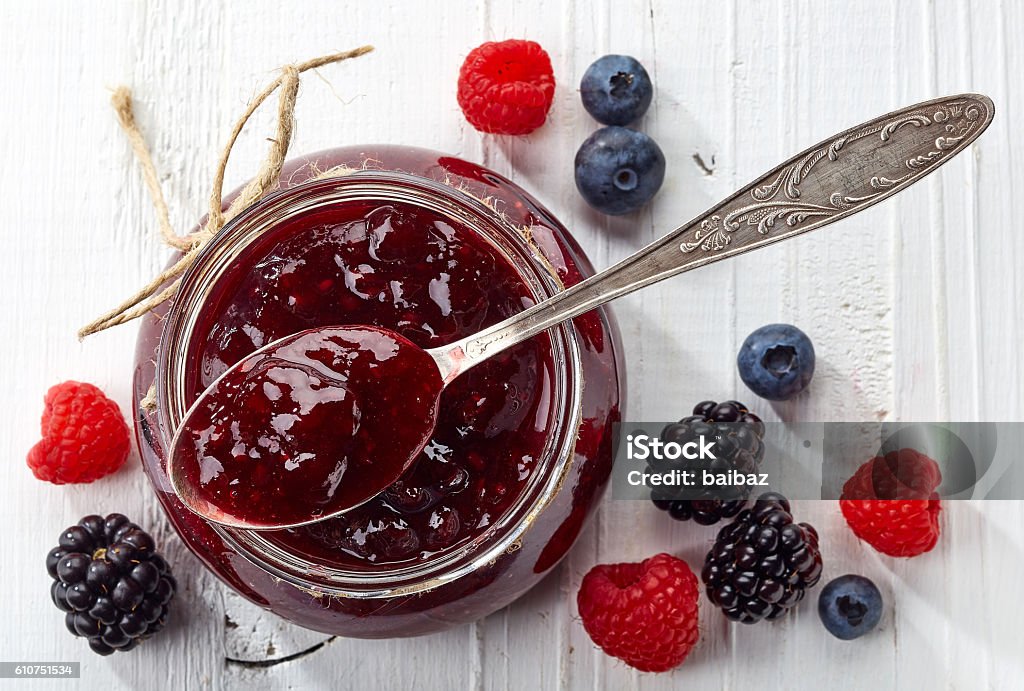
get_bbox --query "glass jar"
[133,145,623,638]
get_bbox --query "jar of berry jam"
[133,146,623,638]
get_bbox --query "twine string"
[78,46,373,339]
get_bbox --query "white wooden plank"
[2,1,1023,690]
[0,1,228,691]
[935,1,1024,688]
[473,0,604,686]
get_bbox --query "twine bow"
[78,46,374,339]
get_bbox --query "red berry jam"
[183,200,555,566]
[134,146,624,638]
[172,326,443,528]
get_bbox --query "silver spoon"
[169,94,994,530]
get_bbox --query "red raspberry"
[27,381,131,484]
[840,449,942,557]
[577,553,699,673]
[457,39,555,135]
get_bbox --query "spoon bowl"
[168,325,442,530]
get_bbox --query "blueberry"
[579,55,653,125]
[737,323,815,401]
[575,126,665,215]
[818,574,883,640]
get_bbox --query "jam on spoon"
[170,326,442,529]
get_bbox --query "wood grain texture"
[1,1,1021,689]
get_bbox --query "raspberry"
[27,381,131,484]
[577,553,699,673]
[839,449,942,558]
[457,39,555,135]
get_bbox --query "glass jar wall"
[133,146,623,638]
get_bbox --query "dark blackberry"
[701,492,822,623]
[649,400,766,525]
[46,514,176,655]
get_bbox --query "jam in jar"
[134,146,624,637]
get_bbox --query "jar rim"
[155,170,584,597]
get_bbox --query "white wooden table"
[3,1,1023,689]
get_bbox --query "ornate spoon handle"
[430,94,994,383]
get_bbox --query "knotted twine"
[78,46,374,339]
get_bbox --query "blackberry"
[701,493,822,624]
[650,400,766,525]
[47,514,176,655]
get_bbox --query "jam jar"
[133,145,624,638]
